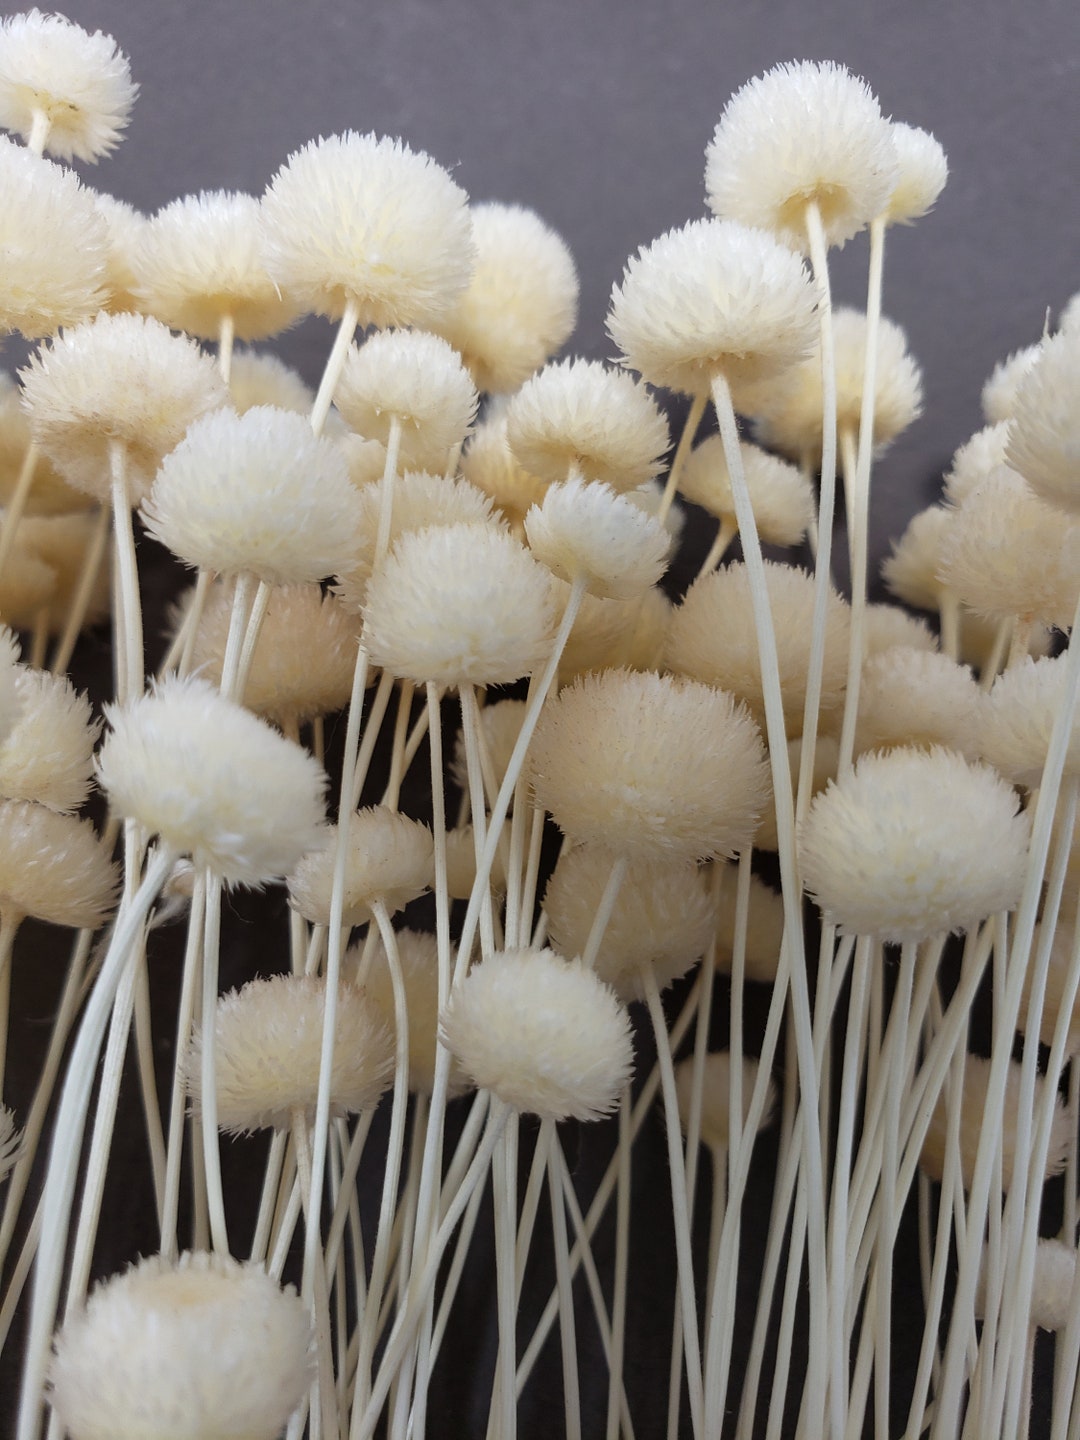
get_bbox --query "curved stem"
[49,506,109,676]
[311,297,360,438]
[0,441,38,579]
[657,391,707,526]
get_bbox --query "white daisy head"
[854,647,984,761]
[883,122,948,226]
[1006,326,1080,515]
[981,654,1080,789]
[524,476,671,599]
[981,344,1042,426]
[0,666,98,812]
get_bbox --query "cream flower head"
[0,10,136,162]
[679,436,814,548]
[0,799,117,928]
[524,477,671,599]
[287,808,433,926]
[1006,326,1080,514]
[674,1052,777,1151]
[883,122,948,227]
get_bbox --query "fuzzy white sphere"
[800,747,1030,942]
[529,668,770,862]
[705,60,897,252]
[189,973,394,1133]
[441,947,633,1122]
[335,329,478,472]
[1006,327,1080,514]
[0,138,108,337]
[459,415,549,530]
[884,122,948,226]
[944,421,1014,506]
[882,506,955,614]
[862,604,938,658]
[227,349,314,416]
[132,190,302,341]
[20,312,228,506]
[96,676,328,889]
[358,928,466,1096]
[143,405,362,586]
[435,201,579,394]
[48,1251,314,1440]
[93,191,143,313]
[0,10,136,163]
[608,217,818,402]
[525,477,670,599]
[679,436,814,548]
[361,520,557,687]
[0,798,117,928]
[674,1052,777,1151]
[981,344,1042,426]
[0,666,98,812]
[854,648,984,761]
[981,654,1080,788]
[504,357,669,491]
[261,131,474,326]
[287,807,433,926]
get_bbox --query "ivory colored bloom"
[800,747,1030,942]
[752,308,923,458]
[0,799,117,928]
[883,122,948,226]
[0,667,98,812]
[362,520,557,687]
[705,60,897,251]
[882,506,955,614]
[854,648,984,760]
[142,405,362,585]
[435,201,579,394]
[441,947,633,1122]
[981,344,1041,425]
[943,421,1013,506]
[335,329,478,472]
[132,190,302,340]
[227,349,313,415]
[981,654,1080,788]
[607,217,818,402]
[358,928,466,1096]
[674,1052,777,1151]
[1006,327,1080,514]
[504,357,669,491]
[529,668,769,862]
[0,138,108,337]
[189,974,394,1133]
[48,1251,313,1440]
[20,312,228,506]
[459,415,548,530]
[863,603,938,657]
[0,10,135,162]
[261,131,474,326]
[920,1055,1068,1192]
[543,842,717,1002]
[554,585,640,686]
[96,676,328,889]
[679,435,814,547]
[665,562,850,737]
[524,477,670,599]
[93,192,143,313]
[287,808,433,926]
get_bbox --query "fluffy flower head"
[0,799,117,927]
[287,808,433,926]
[524,477,670,598]
[1006,327,1080,514]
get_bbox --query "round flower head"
[93,192,143,313]
[334,469,499,609]
[503,357,669,491]
[337,432,390,489]
[607,217,818,402]
[1060,291,1080,335]
[188,973,394,1133]
[752,308,923,458]
[361,520,557,687]
[800,746,1030,942]
[679,435,814,548]
[543,842,717,1002]
[0,540,55,628]
[17,511,111,635]
[260,131,474,327]
[755,733,837,855]
[48,1251,313,1440]
[863,603,938,658]
[287,807,433,926]
[20,312,228,506]
[854,648,984,760]
[920,1054,1069,1192]
[440,947,633,1122]
[227,349,314,416]
[0,799,117,928]
[981,654,1080,788]
[132,190,302,341]
[882,122,948,226]
[674,1052,777,1151]
[334,329,478,472]
[711,862,787,984]
[937,469,1080,629]
[0,138,108,337]
[184,581,360,727]
[1019,924,1080,1057]
[1006,327,1080,514]
[981,344,1042,425]
[882,506,955,614]
[142,405,362,585]
[435,201,579,394]
[524,477,670,599]
[0,10,135,162]
[529,668,770,863]
[665,562,850,737]
[0,666,98,812]
[0,382,89,516]
[451,698,526,796]
[943,421,1014,506]
[0,1104,18,1182]
[96,675,328,889]
[459,415,548,531]
[357,928,466,1096]
[705,61,897,252]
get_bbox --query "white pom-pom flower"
[440,947,633,1123]
[142,405,362,585]
[261,131,474,326]
[705,60,897,252]
[981,654,1080,788]
[524,477,670,599]
[854,647,984,760]
[607,217,818,403]
[0,666,98,812]
[679,435,814,548]
[863,604,937,658]
[1006,326,1080,514]
[800,747,1030,942]
[96,676,328,889]
[0,799,117,928]
[943,421,1014,506]
[358,928,466,1096]
[883,122,948,226]
[981,344,1041,425]
[674,1052,777,1151]
[882,506,955,614]
[459,415,549,530]
[287,807,433,926]
[227,349,314,416]
[0,10,136,163]
[48,1251,314,1440]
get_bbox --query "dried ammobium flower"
[524,476,671,599]
[287,808,433,926]
[882,121,948,227]
[679,436,814,549]
[358,928,465,1096]
[0,799,117,929]
[48,1251,314,1440]
[674,1052,778,1151]
[0,666,98,812]
[980,654,1080,788]
[1006,326,1080,514]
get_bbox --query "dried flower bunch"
[0,17,1076,1440]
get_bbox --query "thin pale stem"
[656,390,707,525]
[200,867,229,1253]
[0,441,38,578]
[161,873,207,1258]
[50,505,109,676]
[218,312,235,384]
[109,442,143,703]
[310,298,360,437]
